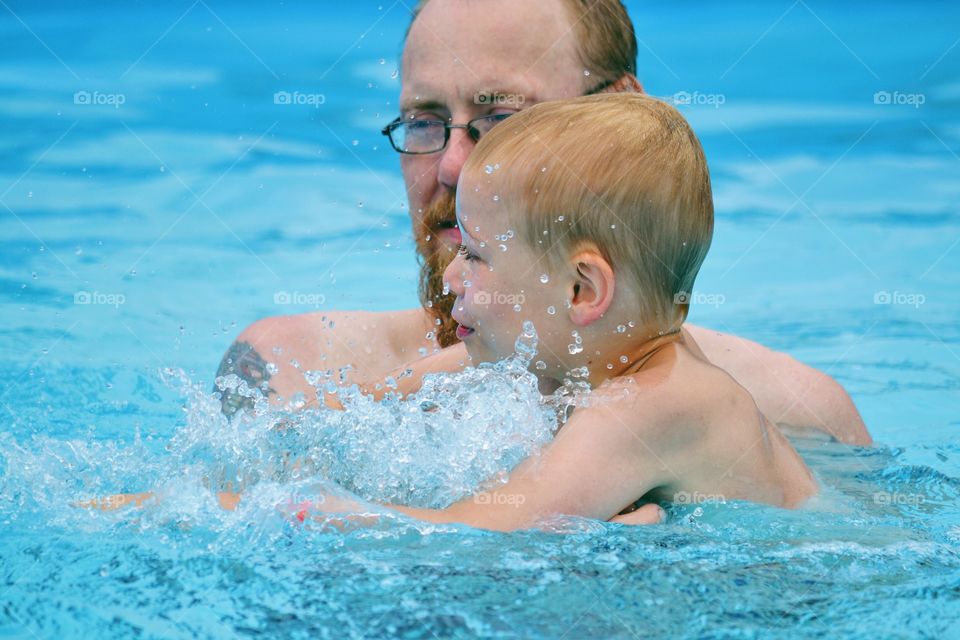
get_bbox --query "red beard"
[413,191,460,348]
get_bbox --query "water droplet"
[390,69,399,79]
[535,360,547,370]
[425,331,435,340]
[357,201,364,208]
[616,324,626,333]
[557,215,565,222]
[628,321,636,328]
[547,305,556,315]
[351,140,359,146]
[568,330,583,355]
[463,280,472,288]
[611,224,617,229]
[539,274,549,284]
[492,194,500,202]
[583,69,591,76]
[499,244,507,252]
[540,166,547,172]
[513,304,522,312]
[606,363,614,370]
[619,355,628,363]
[378,58,385,64]
[485,164,494,174]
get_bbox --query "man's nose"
[437,128,475,191]
[443,253,466,299]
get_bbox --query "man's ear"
[568,251,616,327]
[602,73,644,95]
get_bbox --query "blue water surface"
[1,1,959,638]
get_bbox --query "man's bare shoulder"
[213,308,434,416]
[236,308,432,367]
[684,324,871,445]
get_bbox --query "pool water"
[2,1,959,638]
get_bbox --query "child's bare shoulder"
[591,344,761,445]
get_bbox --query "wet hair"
[463,93,714,333]
[403,0,637,90]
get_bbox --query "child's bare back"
[585,332,817,512]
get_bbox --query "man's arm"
[213,340,278,418]
[684,324,871,445]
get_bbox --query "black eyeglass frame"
[380,113,512,155]
[379,77,619,155]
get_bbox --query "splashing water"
[0,323,573,539]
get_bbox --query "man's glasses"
[381,79,618,155]
[381,113,512,155]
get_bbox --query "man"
[217,0,870,446]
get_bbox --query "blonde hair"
[464,93,714,333]
[405,0,637,91]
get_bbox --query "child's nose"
[443,253,466,299]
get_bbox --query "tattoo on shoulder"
[214,341,277,418]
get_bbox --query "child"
[87,94,817,529]
[368,92,817,529]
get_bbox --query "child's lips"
[455,324,475,340]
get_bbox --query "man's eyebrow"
[399,98,448,115]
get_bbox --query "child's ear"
[568,251,616,327]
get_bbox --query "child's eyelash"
[457,244,480,262]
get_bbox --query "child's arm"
[356,397,666,531]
